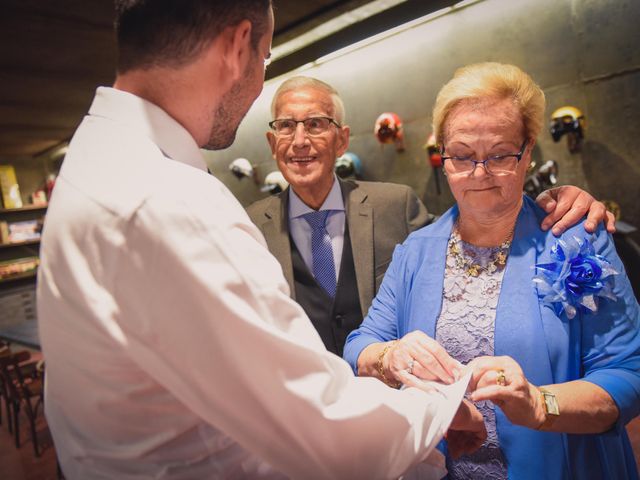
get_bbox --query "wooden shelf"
[0,205,45,290]
[0,270,37,284]
[0,240,40,249]
[0,205,47,214]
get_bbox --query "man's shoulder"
[346,179,412,200]
[246,193,284,224]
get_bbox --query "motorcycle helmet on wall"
[261,171,289,194]
[335,152,363,179]
[229,157,254,180]
[374,112,405,152]
[423,133,443,194]
[423,133,442,168]
[549,106,586,153]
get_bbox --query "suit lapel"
[342,180,374,318]
[261,190,296,299]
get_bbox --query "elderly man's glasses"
[441,140,529,176]
[268,117,341,137]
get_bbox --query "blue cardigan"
[344,196,640,479]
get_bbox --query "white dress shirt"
[38,87,457,479]
[288,179,345,280]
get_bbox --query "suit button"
[335,314,343,327]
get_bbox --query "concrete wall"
[204,0,640,241]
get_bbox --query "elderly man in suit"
[247,76,613,356]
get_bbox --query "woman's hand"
[446,399,488,459]
[466,356,546,429]
[384,330,461,386]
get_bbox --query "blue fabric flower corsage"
[534,235,618,319]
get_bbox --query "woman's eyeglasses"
[441,139,529,176]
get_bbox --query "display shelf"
[0,240,40,249]
[0,204,45,288]
[0,205,47,214]
[0,270,38,284]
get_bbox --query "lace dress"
[435,229,508,479]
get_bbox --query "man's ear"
[336,125,351,157]
[221,19,253,81]
[266,131,277,157]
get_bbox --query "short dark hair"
[115,0,272,73]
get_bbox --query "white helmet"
[229,158,254,179]
[261,171,289,194]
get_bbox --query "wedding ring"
[496,369,507,386]
[407,359,415,375]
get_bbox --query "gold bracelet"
[377,341,399,388]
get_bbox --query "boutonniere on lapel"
[533,235,618,319]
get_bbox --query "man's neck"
[114,70,171,110]
[293,178,336,210]
[113,65,221,148]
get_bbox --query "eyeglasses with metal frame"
[441,139,529,175]
[268,117,341,137]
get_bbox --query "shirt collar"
[88,87,207,172]
[289,175,344,219]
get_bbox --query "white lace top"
[435,229,509,479]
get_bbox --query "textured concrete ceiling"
[0,1,116,158]
[0,0,445,159]
[0,0,376,158]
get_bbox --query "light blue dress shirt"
[288,176,345,281]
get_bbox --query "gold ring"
[496,370,507,386]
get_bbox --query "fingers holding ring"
[406,359,415,375]
[496,369,507,387]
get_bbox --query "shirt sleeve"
[344,243,407,373]
[578,226,640,427]
[111,190,453,480]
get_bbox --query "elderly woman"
[344,62,640,479]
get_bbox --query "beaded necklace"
[448,222,514,277]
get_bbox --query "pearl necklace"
[448,222,514,277]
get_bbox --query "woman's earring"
[527,160,536,173]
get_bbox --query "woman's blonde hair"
[432,62,545,144]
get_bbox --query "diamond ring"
[406,359,415,375]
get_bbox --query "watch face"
[543,392,560,416]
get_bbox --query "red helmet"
[374,112,404,145]
[423,133,442,168]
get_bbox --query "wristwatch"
[537,387,560,430]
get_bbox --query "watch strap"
[537,387,560,430]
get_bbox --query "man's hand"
[536,186,615,236]
[446,399,487,459]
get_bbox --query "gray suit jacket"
[247,179,432,318]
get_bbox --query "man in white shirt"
[38,1,485,478]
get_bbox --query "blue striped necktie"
[302,210,337,298]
